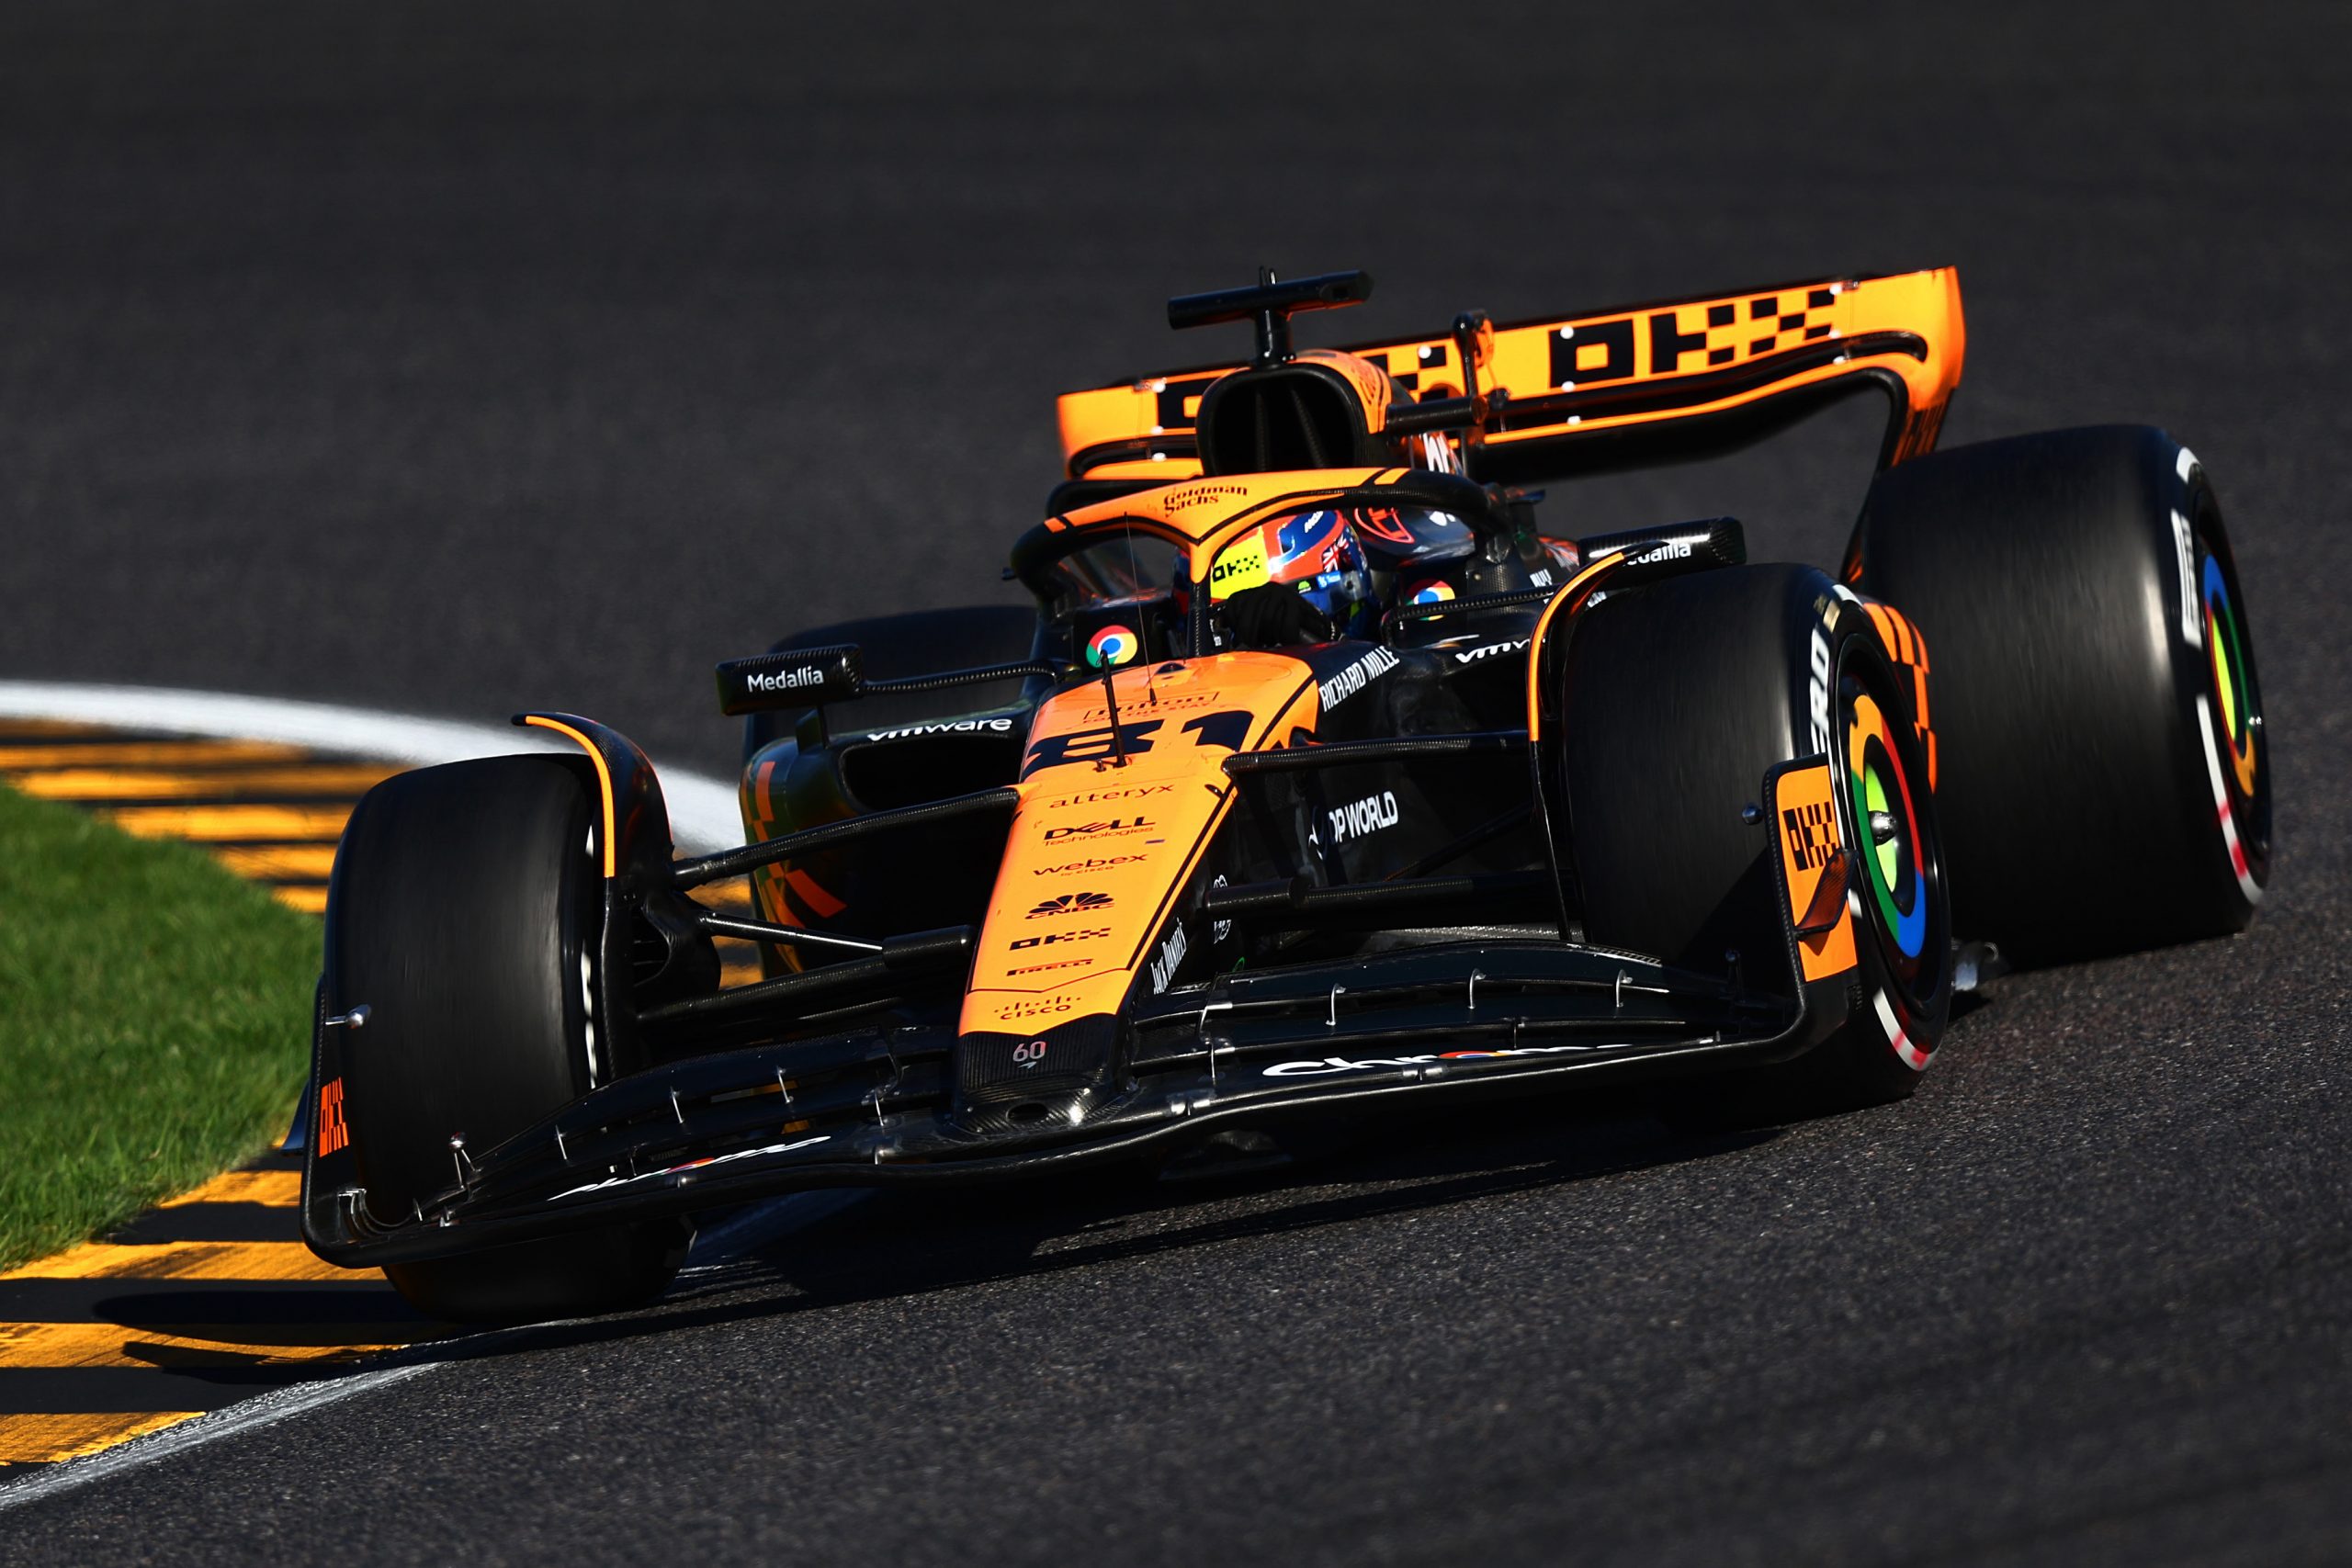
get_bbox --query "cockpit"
[1024,488,1565,670]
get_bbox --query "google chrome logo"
[1085,624,1139,668]
[1407,579,1456,605]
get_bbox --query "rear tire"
[1557,564,1952,1122]
[1849,426,2269,964]
[327,755,689,1324]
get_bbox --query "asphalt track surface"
[3,3,2349,1562]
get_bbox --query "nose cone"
[953,1014,1121,1134]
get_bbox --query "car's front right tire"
[326,754,688,1324]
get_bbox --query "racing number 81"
[1022,710,1252,777]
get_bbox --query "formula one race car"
[302,267,2270,1321]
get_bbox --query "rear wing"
[1057,266,1964,484]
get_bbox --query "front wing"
[303,929,1843,1269]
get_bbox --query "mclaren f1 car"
[302,267,2270,1321]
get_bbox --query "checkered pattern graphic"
[1547,287,1841,389]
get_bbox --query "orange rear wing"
[1057,266,1964,484]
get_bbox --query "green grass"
[0,783,319,1270]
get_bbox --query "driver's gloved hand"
[1221,582,1331,648]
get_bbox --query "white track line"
[0,1364,441,1513]
[0,681,741,853]
[0,1190,862,1514]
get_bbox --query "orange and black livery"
[298,267,2271,1323]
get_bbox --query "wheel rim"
[1846,688,1928,985]
[1836,641,1947,1054]
[2201,553,2259,803]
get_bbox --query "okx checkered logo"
[1782,800,1837,872]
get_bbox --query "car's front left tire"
[1555,562,1953,1122]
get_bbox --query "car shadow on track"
[724,988,2000,1320]
[380,1100,1791,1369]
[263,983,2004,1378]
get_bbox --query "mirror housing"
[715,644,863,715]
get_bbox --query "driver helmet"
[1194,508,1379,639]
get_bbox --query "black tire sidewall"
[1850,426,2268,963]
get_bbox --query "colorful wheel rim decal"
[1872,987,1934,1071]
[1846,690,1928,964]
[1863,766,1900,890]
[2201,554,2256,797]
[1085,624,1139,669]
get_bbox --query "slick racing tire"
[327,756,689,1324]
[743,604,1042,758]
[1558,563,1953,1122]
[1848,426,2268,965]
